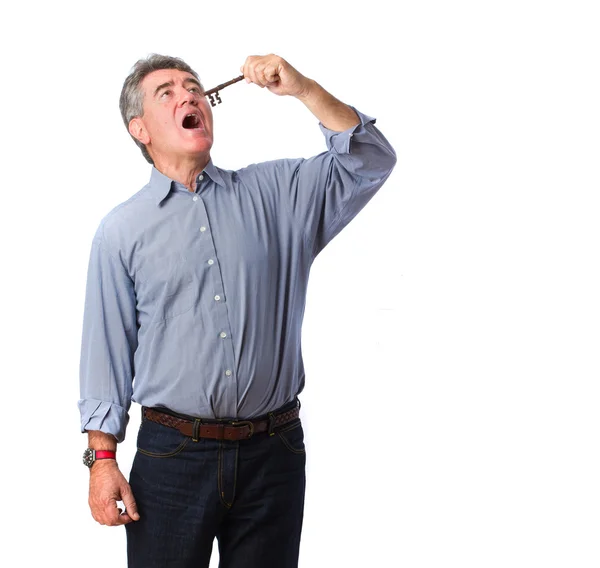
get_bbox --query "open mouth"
[182,113,202,129]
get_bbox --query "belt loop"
[192,418,201,442]
[268,412,275,436]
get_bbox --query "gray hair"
[119,54,202,164]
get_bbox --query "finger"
[246,63,259,86]
[98,502,134,526]
[263,63,279,84]
[256,68,273,88]
[114,511,135,526]
[90,502,110,525]
[242,56,256,84]
[100,501,123,526]
[121,486,140,521]
[246,56,263,86]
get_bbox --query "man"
[79,53,396,568]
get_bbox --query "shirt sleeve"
[78,226,138,443]
[278,106,397,257]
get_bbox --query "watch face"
[82,448,94,467]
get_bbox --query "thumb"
[121,483,140,521]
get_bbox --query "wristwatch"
[82,448,116,468]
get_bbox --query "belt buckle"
[230,420,254,439]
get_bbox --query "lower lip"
[183,125,205,132]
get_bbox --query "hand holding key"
[240,54,312,98]
[205,54,313,107]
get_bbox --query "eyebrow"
[183,77,203,92]
[153,77,203,97]
[153,81,174,97]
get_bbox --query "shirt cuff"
[319,106,377,154]
[78,398,129,443]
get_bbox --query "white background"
[1,0,599,566]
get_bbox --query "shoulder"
[220,158,306,186]
[93,183,154,251]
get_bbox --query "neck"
[153,153,211,192]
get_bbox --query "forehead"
[141,68,199,93]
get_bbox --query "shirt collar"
[149,158,226,206]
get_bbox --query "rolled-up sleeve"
[78,226,138,443]
[281,106,397,257]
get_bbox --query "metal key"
[204,75,245,107]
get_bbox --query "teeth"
[182,112,201,129]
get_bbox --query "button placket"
[188,190,238,410]
[197,196,237,411]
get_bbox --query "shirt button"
[214,295,221,301]
[199,174,204,181]
[225,370,232,376]
[192,196,198,202]
[207,259,214,265]
[220,332,227,339]
[200,226,207,232]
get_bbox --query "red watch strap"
[95,450,116,460]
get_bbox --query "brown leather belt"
[142,404,300,441]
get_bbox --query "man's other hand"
[88,460,140,526]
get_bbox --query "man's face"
[131,68,214,162]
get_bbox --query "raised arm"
[240,54,360,131]
[240,54,397,257]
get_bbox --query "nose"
[178,87,198,107]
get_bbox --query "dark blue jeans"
[125,399,306,568]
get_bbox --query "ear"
[128,117,150,145]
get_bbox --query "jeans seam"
[137,437,189,458]
[278,420,301,434]
[218,442,232,509]
[231,444,239,505]
[276,429,306,455]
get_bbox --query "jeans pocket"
[137,418,190,458]
[276,420,306,455]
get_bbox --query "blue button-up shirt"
[78,107,396,442]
